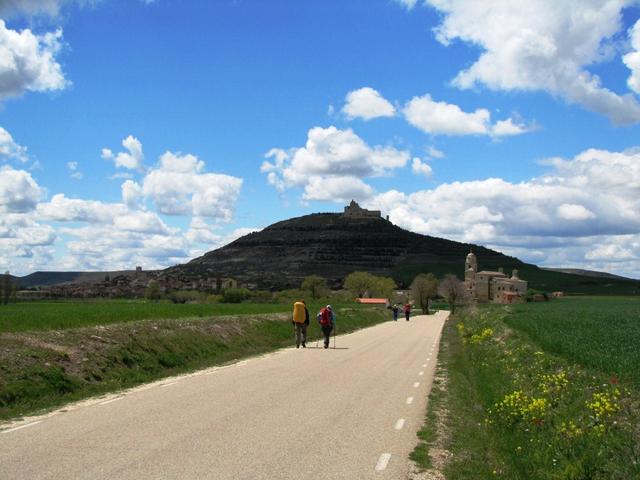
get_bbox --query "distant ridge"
[542,268,636,281]
[16,270,156,288]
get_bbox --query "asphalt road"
[0,311,447,480]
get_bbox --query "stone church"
[464,251,527,303]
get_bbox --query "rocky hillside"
[170,213,526,290]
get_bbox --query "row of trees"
[410,273,468,314]
[303,270,468,313]
[143,270,468,309]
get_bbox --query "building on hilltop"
[342,200,382,219]
[464,251,527,303]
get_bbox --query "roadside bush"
[272,288,310,304]
[168,290,203,304]
[221,288,251,303]
[328,289,356,303]
[205,294,222,304]
[249,290,272,303]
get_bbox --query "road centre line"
[419,371,424,376]
[98,397,123,406]
[394,418,405,430]
[406,396,414,405]
[422,363,427,367]
[375,453,392,471]
[413,382,420,388]
[2,421,43,434]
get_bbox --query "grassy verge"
[411,298,640,479]
[0,305,387,421]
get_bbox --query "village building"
[464,251,527,303]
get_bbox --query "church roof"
[477,270,507,277]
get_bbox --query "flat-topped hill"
[169,212,640,294]
[172,212,524,290]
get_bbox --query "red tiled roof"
[356,298,388,304]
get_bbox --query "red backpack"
[319,307,332,326]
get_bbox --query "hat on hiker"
[326,304,332,310]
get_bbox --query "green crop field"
[0,301,294,333]
[412,297,640,479]
[505,297,640,387]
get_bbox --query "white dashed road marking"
[418,371,424,376]
[375,453,391,471]
[161,381,178,388]
[2,421,42,434]
[98,397,123,406]
[406,396,414,405]
[413,382,420,388]
[394,418,405,430]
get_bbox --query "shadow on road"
[302,346,350,350]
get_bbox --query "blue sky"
[1,0,640,278]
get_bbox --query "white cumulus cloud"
[0,126,27,162]
[411,157,433,177]
[557,203,596,221]
[0,166,43,213]
[142,151,243,221]
[38,194,128,223]
[0,20,67,99]
[103,135,144,170]
[403,94,530,137]
[262,126,410,202]
[121,179,143,209]
[424,0,640,124]
[303,175,375,202]
[342,87,396,121]
[623,19,640,95]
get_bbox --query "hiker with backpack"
[292,300,309,348]
[391,304,399,321]
[317,304,335,349]
[404,303,411,321]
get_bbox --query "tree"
[1,271,11,306]
[301,275,328,300]
[344,271,396,299]
[438,274,469,314]
[145,280,162,302]
[10,278,18,303]
[372,276,396,299]
[411,273,439,314]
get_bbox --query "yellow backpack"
[293,302,306,323]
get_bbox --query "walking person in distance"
[292,300,309,348]
[404,302,411,321]
[392,304,399,321]
[317,304,335,349]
